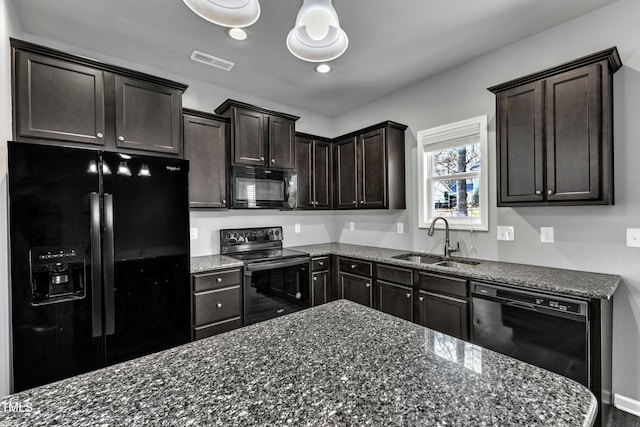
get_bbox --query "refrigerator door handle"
[104,193,115,336]
[89,192,103,338]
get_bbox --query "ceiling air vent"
[190,50,235,71]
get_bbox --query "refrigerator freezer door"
[101,152,190,365]
[8,142,104,392]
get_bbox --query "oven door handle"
[245,257,310,272]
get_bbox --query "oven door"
[243,257,310,325]
[231,166,297,209]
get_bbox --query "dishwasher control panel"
[473,283,587,316]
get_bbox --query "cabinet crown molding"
[487,46,621,94]
[214,99,300,121]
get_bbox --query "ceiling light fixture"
[286,0,348,63]
[227,27,248,41]
[182,0,261,28]
[315,63,331,73]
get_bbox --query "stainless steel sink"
[434,260,480,269]
[391,253,443,264]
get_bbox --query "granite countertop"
[0,300,596,426]
[190,254,243,273]
[290,243,620,299]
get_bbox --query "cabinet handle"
[216,303,222,309]
[313,277,318,281]
[535,190,542,195]
[319,261,324,266]
[406,293,411,298]
[352,200,357,204]
[360,200,364,204]
[118,136,125,142]
[260,156,265,161]
[271,159,276,163]
[548,190,554,195]
[216,277,223,283]
[365,283,371,288]
[419,296,424,302]
[222,199,226,204]
[96,133,103,139]
[351,264,357,269]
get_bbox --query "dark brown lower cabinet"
[415,291,469,341]
[312,271,329,306]
[339,272,373,307]
[191,268,243,340]
[377,281,413,321]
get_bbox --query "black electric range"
[220,227,310,325]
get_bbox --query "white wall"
[0,0,23,397]
[332,0,640,406]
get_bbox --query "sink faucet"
[427,217,460,260]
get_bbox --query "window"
[417,115,488,231]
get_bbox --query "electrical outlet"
[349,222,355,231]
[626,228,640,247]
[397,222,404,234]
[294,223,301,233]
[190,228,198,240]
[540,227,554,244]
[497,226,514,241]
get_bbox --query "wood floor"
[609,407,640,427]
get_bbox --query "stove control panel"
[220,227,283,252]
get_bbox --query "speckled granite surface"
[290,243,620,299]
[190,254,243,273]
[0,300,596,427]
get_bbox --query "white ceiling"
[11,0,618,116]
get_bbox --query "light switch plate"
[349,222,355,231]
[540,227,554,244]
[627,228,640,247]
[497,226,515,241]
[190,228,198,240]
[294,223,301,233]
[397,222,404,234]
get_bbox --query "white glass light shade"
[182,0,261,28]
[286,0,348,62]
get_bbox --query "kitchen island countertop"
[291,243,620,299]
[0,300,596,426]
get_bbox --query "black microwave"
[230,166,297,209]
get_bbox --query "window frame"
[417,115,488,231]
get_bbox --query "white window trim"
[417,115,488,231]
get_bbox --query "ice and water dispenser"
[29,246,86,305]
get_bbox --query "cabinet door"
[416,291,469,341]
[295,137,314,209]
[268,116,295,169]
[115,75,182,155]
[233,108,265,166]
[359,128,387,208]
[314,141,333,209]
[497,81,544,204]
[15,50,106,146]
[312,271,329,306]
[377,281,413,321]
[335,137,358,209]
[545,64,601,202]
[339,273,372,307]
[183,114,227,208]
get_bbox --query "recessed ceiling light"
[315,63,332,73]
[227,28,248,41]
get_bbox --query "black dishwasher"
[472,282,589,386]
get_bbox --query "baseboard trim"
[614,394,640,418]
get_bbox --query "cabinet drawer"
[193,269,242,292]
[193,285,242,326]
[338,257,372,277]
[193,317,242,340]
[312,257,330,272]
[418,273,468,298]
[376,264,413,286]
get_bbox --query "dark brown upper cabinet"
[183,109,229,209]
[296,133,333,209]
[11,39,187,157]
[335,121,407,210]
[489,47,621,206]
[215,99,299,169]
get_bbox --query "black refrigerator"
[8,141,191,392]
